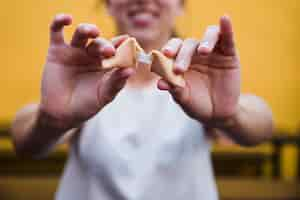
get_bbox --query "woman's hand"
[158,15,240,124]
[41,14,135,130]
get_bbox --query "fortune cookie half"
[150,50,185,88]
[101,37,185,87]
[102,37,144,69]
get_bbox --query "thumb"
[98,68,135,106]
[157,79,190,106]
[50,14,72,45]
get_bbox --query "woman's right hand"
[40,14,135,130]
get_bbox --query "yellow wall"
[0,0,299,131]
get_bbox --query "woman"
[11,0,273,199]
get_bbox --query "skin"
[11,0,273,158]
[106,0,182,48]
[159,19,240,124]
[105,0,184,87]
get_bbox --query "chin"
[128,29,159,45]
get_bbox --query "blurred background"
[0,0,299,199]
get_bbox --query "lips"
[127,8,159,27]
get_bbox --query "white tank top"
[55,83,219,200]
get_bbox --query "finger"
[219,15,236,56]
[161,38,183,58]
[87,37,115,59]
[99,68,135,104]
[157,79,171,91]
[158,80,190,106]
[50,14,72,45]
[70,23,100,48]
[169,85,190,106]
[197,25,220,55]
[174,38,199,74]
[111,35,130,48]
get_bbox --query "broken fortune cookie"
[101,37,144,69]
[101,37,185,87]
[150,50,185,88]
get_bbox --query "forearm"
[210,94,274,146]
[11,104,76,158]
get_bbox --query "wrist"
[37,104,73,133]
[203,106,241,131]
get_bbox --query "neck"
[127,32,172,89]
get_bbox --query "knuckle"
[88,24,97,29]
[95,38,108,46]
[95,40,112,51]
[103,42,114,49]
[180,40,198,54]
[94,37,103,44]
[162,45,172,51]
[184,38,198,45]
[200,40,210,47]
[51,15,64,31]
[163,38,183,53]
[87,43,100,56]
[77,23,97,35]
[89,43,99,52]
[51,14,71,32]
[206,25,220,33]
[207,25,219,30]
[171,37,183,44]
[54,14,64,22]
[77,23,89,34]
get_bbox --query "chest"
[77,88,208,176]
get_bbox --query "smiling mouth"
[128,9,159,18]
[127,8,160,27]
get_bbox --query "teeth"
[129,9,158,17]
[132,12,153,17]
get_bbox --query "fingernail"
[101,46,115,57]
[163,47,174,56]
[100,45,113,52]
[175,60,186,72]
[200,41,210,49]
[198,41,211,54]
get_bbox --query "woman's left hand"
[158,15,241,124]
